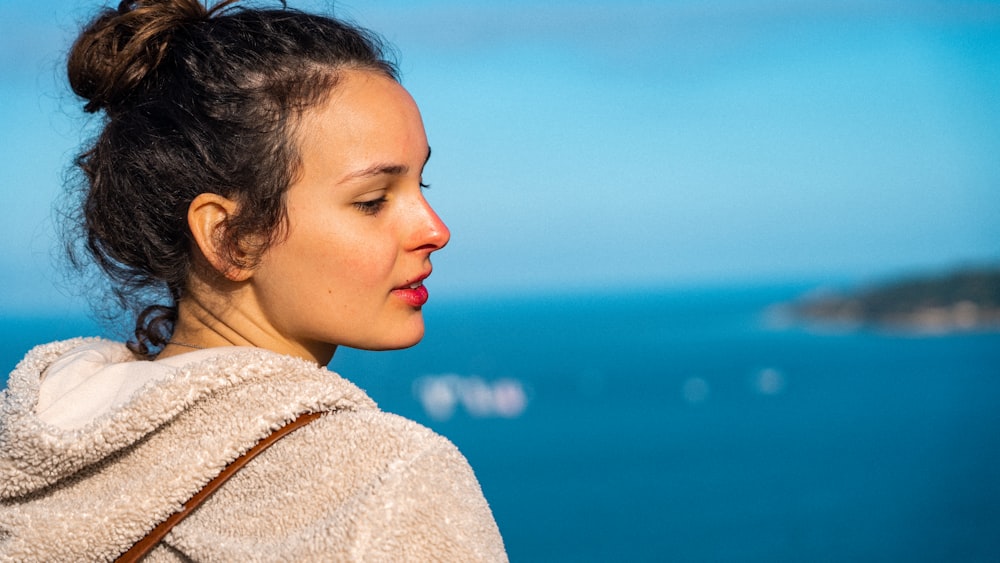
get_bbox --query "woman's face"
[248,69,450,363]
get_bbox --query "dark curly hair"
[64,0,398,357]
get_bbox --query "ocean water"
[3,286,999,562]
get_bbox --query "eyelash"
[353,182,430,216]
[354,197,387,216]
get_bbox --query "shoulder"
[298,409,509,561]
[170,408,507,562]
[267,408,486,514]
[307,408,461,462]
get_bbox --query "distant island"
[789,266,1000,333]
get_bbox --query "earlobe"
[187,193,253,282]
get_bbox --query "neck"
[165,284,335,366]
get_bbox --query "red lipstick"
[392,274,431,307]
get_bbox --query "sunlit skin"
[160,70,450,365]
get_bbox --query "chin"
[353,327,426,351]
[387,330,426,350]
[356,340,422,352]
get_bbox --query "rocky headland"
[788,266,1000,334]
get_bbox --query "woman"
[0,0,506,561]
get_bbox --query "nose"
[407,194,450,252]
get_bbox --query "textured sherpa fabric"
[0,338,506,562]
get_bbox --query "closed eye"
[354,196,387,216]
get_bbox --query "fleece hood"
[0,338,375,499]
[0,338,382,563]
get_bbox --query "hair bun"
[68,0,233,113]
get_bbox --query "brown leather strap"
[115,411,324,563]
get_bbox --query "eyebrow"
[339,147,432,183]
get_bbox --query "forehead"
[295,69,427,170]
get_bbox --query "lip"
[392,271,432,307]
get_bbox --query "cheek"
[302,226,397,294]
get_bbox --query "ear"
[187,193,253,282]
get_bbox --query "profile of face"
[245,69,450,361]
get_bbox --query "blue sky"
[2,0,999,314]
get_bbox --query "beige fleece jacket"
[0,338,506,562]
